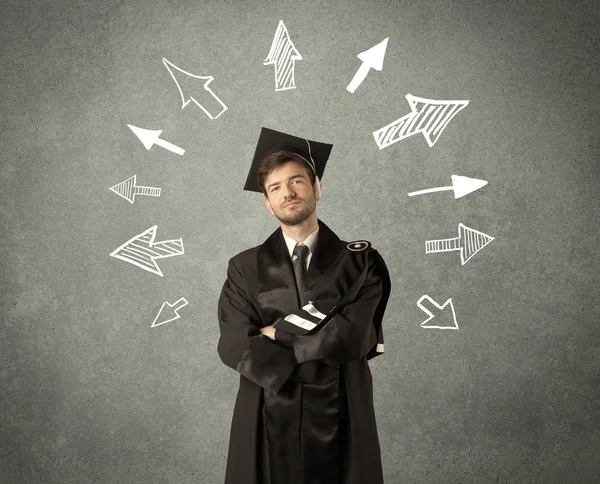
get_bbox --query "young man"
[217,127,391,484]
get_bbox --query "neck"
[281,213,318,242]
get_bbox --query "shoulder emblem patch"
[346,240,372,252]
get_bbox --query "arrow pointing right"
[426,223,494,265]
[417,295,458,330]
[408,175,488,199]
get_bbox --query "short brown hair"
[257,151,315,197]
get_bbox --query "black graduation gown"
[217,219,391,484]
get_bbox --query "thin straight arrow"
[347,37,389,93]
[127,124,185,156]
[109,175,162,204]
[408,175,488,199]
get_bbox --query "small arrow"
[162,57,228,119]
[417,295,458,330]
[373,94,469,148]
[109,175,162,204]
[152,297,189,327]
[346,37,389,93]
[408,175,488,199]
[127,124,185,156]
[264,20,303,91]
[426,223,494,265]
[110,225,184,277]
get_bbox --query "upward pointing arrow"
[127,124,185,156]
[347,37,389,93]
[264,20,303,91]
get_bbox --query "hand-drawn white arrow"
[264,20,303,91]
[346,37,388,93]
[110,225,184,277]
[109,175,161,204]
[373,94,469,148]
[127,124,185,156]
[408,175,488,199]
[417,295,458,330]
[426,223,494,265]
[152,297,189,327]
[162,57,228,119]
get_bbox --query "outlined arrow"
[152,297,189,327]
[264,20,303,91]
[109,175,161,204]
[417,295,458,330]
[110,225,184,277]
[162,57,228,119]
[408,175,488,199]
[127,124,185,156]
[373,94,469,148]
[426,223,494,265]
[346,37,389,93]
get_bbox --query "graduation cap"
[243,127,333,198]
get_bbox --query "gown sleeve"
[217,257,298,395]
[272,252,385,366]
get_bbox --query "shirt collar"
[282,224,320,259]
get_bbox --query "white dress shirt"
[281,225,320,271]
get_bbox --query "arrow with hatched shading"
[426,223,494,265]
[110,225,184,277]
[373,94,469,148]
[109,175,161,204]
[264,20,302,91]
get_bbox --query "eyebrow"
[267,174,305,191]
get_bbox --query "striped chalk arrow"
[127,124,185,156]
[417,295,458,330]
[109,175,161,204]
[152,297,189,327]
[408,175,488,199]
[426,223,494,266]
[373,94,469,149]
[264,20,302,91]
[110,225,184,277]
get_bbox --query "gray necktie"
[292,243,310,307]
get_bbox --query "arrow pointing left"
[109,175,161,204]
[127,124,185,156]
[152,297,189,327]
[110,225,184,277]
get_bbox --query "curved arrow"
[408,175,488,199]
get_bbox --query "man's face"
[263,161,319,226]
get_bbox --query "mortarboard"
[243,127,333,197]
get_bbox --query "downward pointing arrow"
[152,297,189,327]
[127,124,185,156]
[347,37,389,93]
[408,175,488,199]
[417,295,458,330]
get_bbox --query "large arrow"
[426,223,494,266]
[109,175,161,204]
[127,124,185,156]
[264,20,303,91]
[152,297,189,327]
[110,225,184,277]
[162,57,228,119]
[373,94,469,148]
[408,175,488,199]
[417,295,458,330]
[346,37,389,93]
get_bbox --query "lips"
[284,201,300,208]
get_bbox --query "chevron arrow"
[264,20,302,91]
[152,297,189,327]
[109,175,161,204]
[373,94,469,148]
[426,223,494,265]
[417,295,458,330]
[110,225,184,277]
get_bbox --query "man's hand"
[260,325,276,340]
